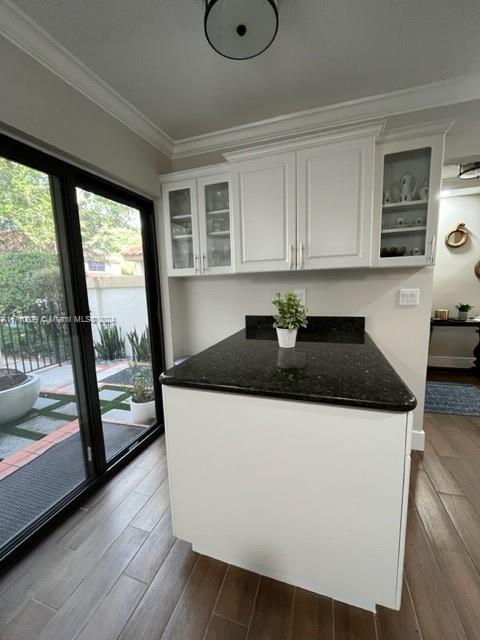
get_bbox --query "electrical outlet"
[294,289,307,305]
[399,288,420,306]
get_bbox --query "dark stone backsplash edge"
[245,315,365,341]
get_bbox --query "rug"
[425,381,480,416]
[0,422,147,549]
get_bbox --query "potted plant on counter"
[456,303,474,321]
[272,292,308,348]
[129,365,156,424]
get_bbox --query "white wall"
[429,194,480,367]
[171,268,434,436]
[0,35,170,196]
[86,277,148,358]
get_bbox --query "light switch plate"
[294,289,307,306]
[399,288,420,306]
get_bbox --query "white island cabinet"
[161,325,415,612]
[163,387,412,612]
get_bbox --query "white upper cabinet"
[161,168,234,276]
[230,153,296,272]
[372,125,448,268]
[159,120,450,276]
[297,135,376,269]
[197,174,235,275]
[162,179,200,277]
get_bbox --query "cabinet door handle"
[202,253,207,273]
[298,243,304,269]
[194,254,199,274]
[429,235,436,264]
[289,244,295,269]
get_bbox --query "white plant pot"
[130,398,156,424]
[0,373,40,425]
[276,327,298,349]
[458,311,469,321]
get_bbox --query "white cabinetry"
[161,168,234,276]
[372,125,448,267]
[162,179,199,277]
[163,385,413,611]
[297,135,376,269]
[159,121,450,276]
[230,153,296,272]
[227,125,380,272]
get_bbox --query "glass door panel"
[380,148,431,259]
[204,181,231,269]
[76,188,157,462]
[169,187,194,270]
[0,156,88,549]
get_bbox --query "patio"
[0,359,153,549]
[0,359,152,473]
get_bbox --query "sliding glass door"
[0,156,89,551]
[75,186,159,462]
[0,134,164,566]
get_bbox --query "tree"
[0,158,143,315]
[76,188,141,259]
[0,158,141,257]
[0,158,56,252]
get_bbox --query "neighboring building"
[121,245,145,276]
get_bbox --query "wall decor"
[474,260,480,280]
[445,222,469,248]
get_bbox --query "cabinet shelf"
[382,226,427,235]
[208,230,230,237]
[382,199,428,210]
[172,234,192,240]
[171,214,191,220]
[207,209,229,215]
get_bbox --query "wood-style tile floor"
[1,412,479,639]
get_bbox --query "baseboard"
[428,355,474,369]
[412,430,425,451]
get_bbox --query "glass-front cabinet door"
[198,174,234,274]
[163,179,200,276]
[373,132,445,267]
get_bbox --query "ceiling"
[9,0,480,140]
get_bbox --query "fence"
[0,300,71,373]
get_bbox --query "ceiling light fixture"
[458,161,480,179]
[204,0,278,60]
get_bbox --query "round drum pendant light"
[204,0,278,60]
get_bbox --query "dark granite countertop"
[161,317,416,413]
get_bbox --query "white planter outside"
[0,373,40,425]
[130,398,156,424]
[458,311,469,321]
[276,327,298,349]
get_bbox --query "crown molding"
[173,73,480,160]
[223,121,385,162]
[0,0,174,156]
[158,161,229,183]
[377,119,455,143]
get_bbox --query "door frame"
[0,132,166,569]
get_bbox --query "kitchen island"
[161,316,416,612]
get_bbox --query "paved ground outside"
[0,360,153,464]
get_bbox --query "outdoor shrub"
[0,252,60,316]
[127,326,151,362]
[94,324,126,360]
[131,365,154,403]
